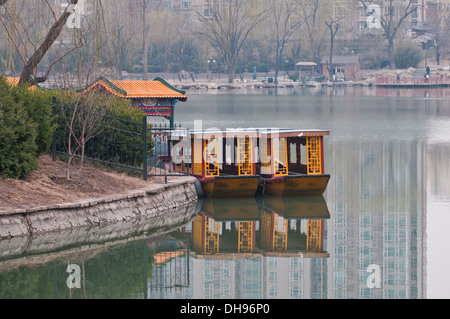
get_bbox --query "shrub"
[0,77,39,179]
[289,73,299,82]
[10,86,54,156]
[247,62,270,73]
[395,42,423,69]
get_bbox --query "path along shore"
[169,67,450,91]
[0,176,198,240]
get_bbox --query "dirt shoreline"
[0,154,182,212]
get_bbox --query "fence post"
[143,116,148,181]
[52,96,57,162]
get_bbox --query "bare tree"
[358,0,417,70]
[295,0,328,65]
[325,2,346,81]
[427,2,450,65]
[267,0,302,85]
[0,0,81,87]
[326,20,340,66]
[59,79,108,179]
[139,0,163,80]
[194,0,267,84]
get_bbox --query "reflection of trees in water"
[0,240,154,299]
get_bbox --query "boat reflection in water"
[173,195,330,258]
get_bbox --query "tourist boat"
[257,129,330,196]
[171,128,330,197]
[172,128,262,197]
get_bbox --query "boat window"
[300,143,307,165]
[290,143,297,164]
[225,144,232,165]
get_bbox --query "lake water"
[1,86,449,300]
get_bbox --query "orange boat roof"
[81,77,187,101]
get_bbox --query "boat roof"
[186,128,330,138]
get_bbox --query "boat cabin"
[171,128,330,197]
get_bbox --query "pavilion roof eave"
[78,76,188,102]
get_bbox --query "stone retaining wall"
[0,177,198,240]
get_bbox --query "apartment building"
[355,0,430,32]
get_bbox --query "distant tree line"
[0,0,449,87]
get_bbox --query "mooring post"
[143,116,148,181]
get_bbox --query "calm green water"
[1,86,449,299]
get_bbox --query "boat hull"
[260,174,330,196]
[200,175,261,198]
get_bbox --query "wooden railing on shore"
[375,76,450,87]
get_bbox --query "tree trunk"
[228,65,234,84]
[436,45,441,66]
[18,0,79,87]
[275,48,280,85]
[388,38,396,70]
[228,56,235,84]
[142,22,148,80]
[328,41,334,81]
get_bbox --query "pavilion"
[79,77,188,128]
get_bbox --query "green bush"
[289,73,299,82]
[247,62,269,73]
[10,86,55,156]
[395,42,423,69]
[0,77,39,179]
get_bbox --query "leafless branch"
[18,0,80,86]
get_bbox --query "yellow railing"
[204,138,219,177]
[273,214,288,251]
[273,138,288,177]
[238,221,254,253]
[205,218,220,253]
[307,137,322,175]
[306,219,323,252]
[238,137,254,176]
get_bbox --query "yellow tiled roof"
[112,80,186,100]
[5,76,188,102]
[82,77,187,101]
[5,77,19,86]
[82,79,126,97]
[5,77,40,91]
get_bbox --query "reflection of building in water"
[326,139,426,299]
[149,196,330,299]
[147,239,191,299]
[149,251,329,299]
[426,143,450,203]
[149,138,427,299]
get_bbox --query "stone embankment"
[0,176,198,240]
[171,67,450,91]
[173,79,372,91]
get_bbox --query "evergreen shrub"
[0,77,40,179]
